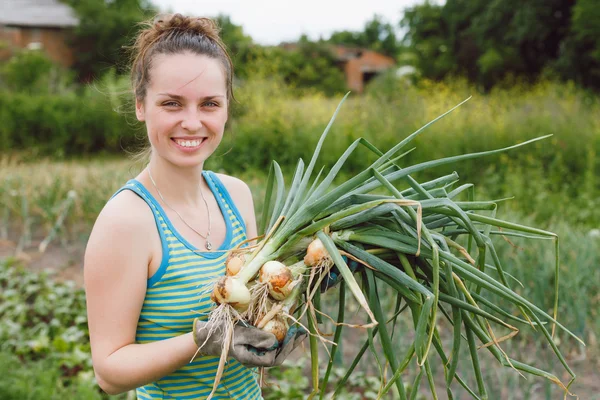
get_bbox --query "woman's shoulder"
[212,172,252,196]
[84,186,156,281]
[212,173,254,207]
[93,188,156,237]
[212,172,256,229]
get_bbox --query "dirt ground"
[0,236,87,286]
[1,237,599,399]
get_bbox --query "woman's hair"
[130,13,234,103]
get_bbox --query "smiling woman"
[83,13,304,400]
[135,52,229,167]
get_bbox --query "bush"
[0,50,74,93]
[0,259,132,399]
[0,71,141,157]
[0,259,91,379]
[0,351,109,400]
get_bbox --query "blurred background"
[0,0,598,399]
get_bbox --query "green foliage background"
[1,0,599,397]
[1,52,598,227]
[402,0,600,90]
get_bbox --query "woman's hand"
[193,319,278,366]
[193,319,307,367]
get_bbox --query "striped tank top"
[112,171,262,400]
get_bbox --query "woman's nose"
[180,108,203,131]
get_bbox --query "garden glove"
[193,318,279,367]
[272,325,308,366]
[193,319,308,367]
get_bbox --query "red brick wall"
[0,25,75,67]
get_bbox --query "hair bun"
[130,13,234,103]
[153,13,221,42]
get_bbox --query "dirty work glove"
[272,325,308,366]
[223,324,308,367]
[193,318,279,367]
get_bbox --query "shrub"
[0,72,141,157]
[0,351,109,400]
[0,259,91,379]
[0,50,74,93]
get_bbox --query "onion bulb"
[211,276,251,310]
[259,260,294,300]
[262,317,288,343]
[304,238,330,266]
[226,253,246,276]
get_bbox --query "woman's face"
[136,52,228,169]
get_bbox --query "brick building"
[281,42,396,93]
[0,0,79,66]
[332,46,396,93]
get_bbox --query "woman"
[84,14,304,399]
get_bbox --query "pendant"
[205,240,212,250]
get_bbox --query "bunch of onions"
[214,259,295,304]
[200,95,581,400]
[204,256,304,399]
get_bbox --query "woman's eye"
[204,101,218,107]
[163,101,180,107]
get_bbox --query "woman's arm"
[84,191,198,395]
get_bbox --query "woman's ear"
[135,98,145,122]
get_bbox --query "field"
[1,80,599,398]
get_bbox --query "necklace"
[148,167,213,250]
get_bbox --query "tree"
[401,0,593,90]
[61,0,156,81]
[465,0,572,88]
[277,36,347,96]
[401,2,455,80]
[554,0,600,89]
[213,14,255,79]
[328,15,400,58]
[439,0,486,82]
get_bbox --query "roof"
[0,0,79,28]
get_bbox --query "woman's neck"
[143,156,209,209]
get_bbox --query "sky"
[150,0,434,45]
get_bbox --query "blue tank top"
[111,171,262,400]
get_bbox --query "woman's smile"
[170,136,208,152]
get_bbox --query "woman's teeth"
[174,139,202,147]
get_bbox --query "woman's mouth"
[171,137,206,152]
